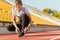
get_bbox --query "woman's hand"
[24,27,28,33]
[24,26,30,33]
[15,27,20,33]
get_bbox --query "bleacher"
[0,8,19,22]
[0,0,19,24]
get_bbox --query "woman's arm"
[24,7,32,27]
[12,6,18,29]
[12,14,18,29]
[12,14,20,33]
[27,13,32,27]
[24,13,32,33]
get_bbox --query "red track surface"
[0,30,60,40]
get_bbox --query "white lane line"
[50,36,60,40]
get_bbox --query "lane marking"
[50,36,60,40]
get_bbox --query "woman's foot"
[18,30,25,37]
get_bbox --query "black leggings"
[7,14,30,32]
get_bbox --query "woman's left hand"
[24,26,30,33]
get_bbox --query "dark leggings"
[7,14,30,32]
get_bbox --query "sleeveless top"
[12,7,29,19]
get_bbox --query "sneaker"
[18,30,25,37]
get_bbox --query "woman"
[7,0,32,37]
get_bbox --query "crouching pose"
[7,0,32,37]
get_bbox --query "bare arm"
[24,7,32,27]
[12,14,20,33]
[24,13,32,33]
[12,6,18,29]
[12,14,18,29]
[27,13,32,27]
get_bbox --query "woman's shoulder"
[12,6,16,10]
[23,7,27,10]
[22,7,29,13]
[12,6,17,15]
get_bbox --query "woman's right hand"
[15,27,20,33]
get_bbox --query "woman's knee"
[7,25,15,31]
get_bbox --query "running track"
[0,30,60,40]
